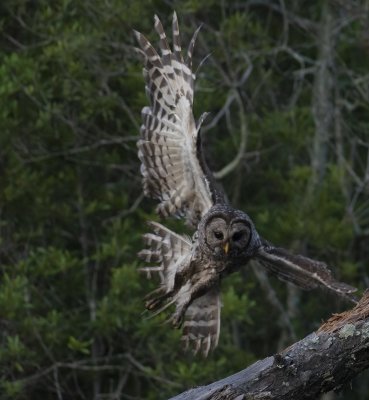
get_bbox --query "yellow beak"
[223,242,229,255]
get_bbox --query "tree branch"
[310,0,335,189]
[169,292,369,400]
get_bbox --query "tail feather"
[181,287,221,357]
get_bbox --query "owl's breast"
[192,245,250,277]
[219,255,251,278]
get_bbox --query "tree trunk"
[310,0,335,189]
[169,292,369,400]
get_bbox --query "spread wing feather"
[138,221,192,293]
[135,13,219,227]
[138,222,221,355]
[256,244,357,301]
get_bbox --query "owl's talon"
[145,298,161,310]
[145,297,163,311]
[170,311,184,328]
[144,287,165,301]
[145,287,175,311]
[172,319,182,329]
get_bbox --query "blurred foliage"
[0,0,368,399]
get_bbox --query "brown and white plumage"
[134,13,218,227]
[135,13,357,357]
[135,13,225,355]
[255,243,357,298]
[182,287,221,357]
[139,221,192,285]
[138,220,221,355]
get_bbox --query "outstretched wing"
[138,222,221,356]
[255,243,357,302]
[135,13,222,227]
[138,221,192,300]
[182,287,221,357]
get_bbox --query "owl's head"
[199,205,261,262]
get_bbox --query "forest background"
[0,0,368,399]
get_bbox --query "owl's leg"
[144,260,195,314]
[170,298,189,328]
[145,287,174,311]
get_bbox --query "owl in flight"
[134,13,356,356]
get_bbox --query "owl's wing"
[255,243,357,301]
[139,222,221,355]
[138,221,192,300]
[135,13,222,227]
[182,287,221,357]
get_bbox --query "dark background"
[0,0,368,399]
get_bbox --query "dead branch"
[169,292,369,400]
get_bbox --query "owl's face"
[205,217,251,255]
[200,206,260,262]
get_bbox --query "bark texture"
[169,292,369,400]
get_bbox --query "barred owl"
[134,13,356,356]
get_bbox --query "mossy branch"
[170,292,369,400]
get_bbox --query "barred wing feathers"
[256,244,357,301]
[138,221,192,294]
[139,222,221,355]
[135,13,218,227]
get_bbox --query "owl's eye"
[213,231,224,240]
[232,231,244,241]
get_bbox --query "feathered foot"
[143,287,177,319]
[144,288,170,309]
[168,306,186,329]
